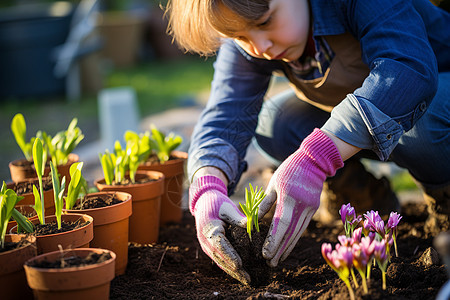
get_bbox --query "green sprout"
[0,182,34,248]
[10,113,35,161]
[99,138,147,185]
[32,138,47,225]
[41,118,84,167]
[64,162,88,210]
[49,161,66,229]
[148,124,183,163]
[239,184,266,241]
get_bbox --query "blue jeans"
[254,72,450,189]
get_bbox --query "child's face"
[228,0,310,62]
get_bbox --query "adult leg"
[390,72,450,234]
[254,89,399,222]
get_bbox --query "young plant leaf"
[32,138,47,224]
[0,184,31,248]
[65,162,86,210]
[239,183,266,241]
[50,161,66,229]
[11,113,32,160]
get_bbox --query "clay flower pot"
[7,179,55,216]
[63,191,132,275]
[95,170,164,244]
[24,248,116,300]
[9,153,79,183]
[6,204,38,232]
[138,150,187,225]
[10,213,94,255]
[0,234,37,300]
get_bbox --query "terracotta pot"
[9,153,79,184]
[7,179,55,216]
[63,191,132,275]
[138,151,187,225]
[24,248,116,300]
[6,204,38,232]
[0,234,37,300]
[95,171,164,244]
[10,213,94,255]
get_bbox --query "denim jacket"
[188,0,450,192]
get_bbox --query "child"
[166,0,450,284]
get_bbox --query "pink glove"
[259,129,344,267]
[189,175,250,284]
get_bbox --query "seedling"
[10,113,35,161]
[49,161,66,229]
[99,139,147,185]
[64,162,88,211]
[239,184,266,241]
[41,118,84,167]
[148,124,183,163]
[32,138,47,225]
[0,182,33,248]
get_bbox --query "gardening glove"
[260,128,344,267]
[189,175,250,285]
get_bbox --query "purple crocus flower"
[352,243,369,270]
[374,219,386,236]
[364,210,382,232]
[352,227,362,244]
[373,240,387,263]
[338,235,353,247]
[340,203,362,237]
[387,212,402,229]
[360,236,375,258]
[340,203,355,225]
[386,211,402,257]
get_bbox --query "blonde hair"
[165,0,270,56]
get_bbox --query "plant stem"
[366,261,372,280]
[351,268,359,288]
[357,269,368,294]
[382,271,387,290]
[344,279,356,300]
[38,177,45,225]
[393,236,398,257]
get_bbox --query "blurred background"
[0,0,214,182]
[0,0,434,195]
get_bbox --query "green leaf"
[11,113,32,160]
[32,138,46,178]
[11,209,34,233]
[65,162,84,210]
[33,185,44,225]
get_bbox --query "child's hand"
[189,175,250,285]
[259,129,344,267]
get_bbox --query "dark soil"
[226,223,271,287]
[110,202,447,299]
[32,219,90,236]
[26,251,112,269]
[141,154,178,166]
[10,176,53,194]
[72,193,122,209]
[0,236,33,254]
[109,176,156,186]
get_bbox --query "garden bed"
[110,201,447,299]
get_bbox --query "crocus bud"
[340,203,355,225]
[373,240,388,263]
[364,210,382,233]
[387,212,402,229]
[352,227,362,244]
